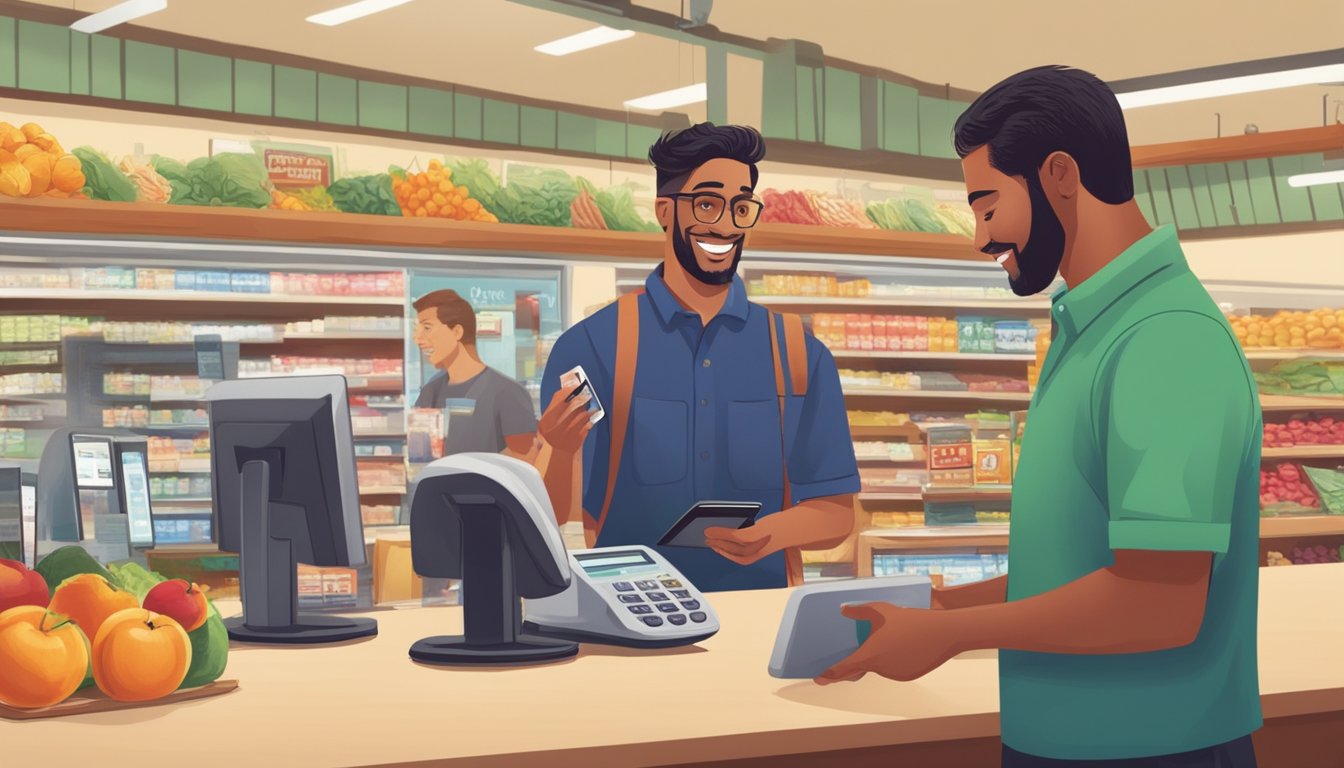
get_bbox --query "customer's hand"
[538,384,593,455]
[705,524,774,565]
[814,602,960,685]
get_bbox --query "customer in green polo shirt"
[817,66,1262,767]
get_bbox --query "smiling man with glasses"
[533,123,860,592]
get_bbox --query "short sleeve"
[1098,313,1258,554]
[496,378,538,437]
[787,334,862,502]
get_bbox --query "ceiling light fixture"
[1110,49,1344,109]
[69,0,167,34]
[535,26,635,56]
[1287,169,1344,188]
[306,0,414,27]
[624,83,707,111]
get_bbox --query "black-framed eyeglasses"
[665,192,765,228]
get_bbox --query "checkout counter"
[3,564,1341,767]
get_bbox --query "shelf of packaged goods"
[831,351,1036,361]
[0,287,402,307]
[861,525,1011,550]
[752,295,1051,311]
[1260,395,1344,412]
[843,388,1033,403]
[0,393,65,402]
[856,455,926,465]
[353,432,406,441]
[356,454,408,462]
[0,197,992,263]
[149,467,211,475]
[1262,446,1344,459]
[360,487,407,496]
[133,425,210,434]
[848,425,920,439]
[279,332,403,341]
[1243,349,1344,361]
[1260,516,1344,539]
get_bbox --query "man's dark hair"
[413,289,476,346]
[954,66,1133,204]
[648,123,766,197]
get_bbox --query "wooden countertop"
[4,565,1341,767]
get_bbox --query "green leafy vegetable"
[1302,466,1344,515]
[490,165,577,227]
[329,174,401,216]
[444,156,501,213]
[72,146,137,202]
[593,181,660,232]
[107,560,166,600]
[148,153,270,208]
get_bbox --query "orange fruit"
[92,609,191,702]
[49,574,137,643]
[0,606,90,709]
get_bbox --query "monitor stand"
[226,460,377,645]
[410,496,577,666]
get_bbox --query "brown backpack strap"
[769,311,809,587]
[589,291,641,544]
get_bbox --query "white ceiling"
[35,0,1344,145]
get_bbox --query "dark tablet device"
[658,501,762,548]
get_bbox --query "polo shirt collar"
[644,263,750,326]
[1050,224,1184,338]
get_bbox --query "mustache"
[982,240,1017,255]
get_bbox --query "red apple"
[0,559,50,613]
[142,579,208,633]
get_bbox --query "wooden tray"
[0,679,238,720]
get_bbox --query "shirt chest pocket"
[631,397,689,486]
[728,399,784,490]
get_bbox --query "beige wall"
[1183,230,1344,288]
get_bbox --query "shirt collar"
[644,264,750,326]
[1051,224,1184,338]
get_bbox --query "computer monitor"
[115,445,155,550]
[0,464,21,563]
[207,374,377,644]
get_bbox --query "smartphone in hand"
[562,365,606,424]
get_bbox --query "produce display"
[117,157,172,203]
[1228,308,1344,349]
[329,173,401,216]
[286,185,339,212]
[1263,415,1344,448]
[269,188,312,212]
[150,153,270,208]
[1301,465,1344,515]
[72,147,138,202]
[866,196,975,236]
[0,121,85,199]
[489,164,577,227]
[590,182,660,232]
[1259,462,1320,513]
[391,160,496,222]
[1284,545,1343,565]
[760,188,877,229]
[570,179,608,230]
[0,547,227,710]
[1254,359,1344,398]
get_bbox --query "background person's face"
[962,146,1067,297]
[657,157,755,286]
[413,308,462,368]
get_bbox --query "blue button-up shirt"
[541,265,860,591]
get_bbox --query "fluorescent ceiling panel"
[536,26,635,56]
[1115,63,1344,109]
[69,0,167,34]
[307,0,414,26]
[1288,169,1344,188]
[625,83,707,111]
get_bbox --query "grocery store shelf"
[279,332,403,341]
[858,492,923,502]
[1260,516,1344,539]
[134,425,210,434]
[753,295,1051,311]
[353,431,406,440]
[1260,395,1344,412]
[154,498,212,505]
[923,486,1013,503]
[1262,446,1344,459]
[0,287,401,306]
[364,525,411,545]
[149,468,211,475]
[844,387,1033,403]
[356,453,408,461]
[862,525,1010,550]
[1244,349,1344,361]
[1130,124,1344,168]
[360,487,407,496]
[848,425,922,439]
[832,350,1035,361]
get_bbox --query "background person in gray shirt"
[411,289,540,602]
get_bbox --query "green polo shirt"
[1001,225,1263,760]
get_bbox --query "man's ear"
[452,325,465,343]
[1040,151,1080,199]
[655,198,673,231]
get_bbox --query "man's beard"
[986,176,1067,297]
[671,210,744,286]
